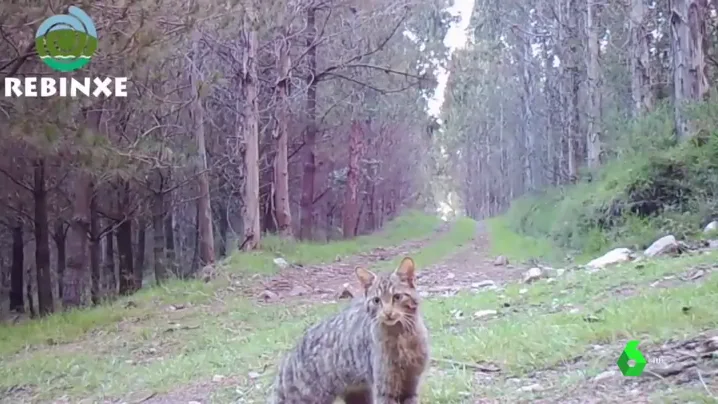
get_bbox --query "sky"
[426,0,476,118]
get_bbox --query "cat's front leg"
[401,395,419,404]
[371,392,400,404]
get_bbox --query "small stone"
[644,235,679,257]
[446,272,455,280]
[493,255,509,266]
[248,371,261,379]
[519,288,528,294]
[594,370,616,382]
[472,310,497,319]
[518,383,542,392]
[212,374,226,382]
[452,309,464,320]
[337,284,354,299]
[708,240,718,249]
[273,257,289,269]
[289,285,309,297]
[189,401,201,404]
[258,290,279,302]
[471,280,496,288]
[704,220,718,233]
[555,268,566,277]
[587,248,634,269]
[523,267,543,283]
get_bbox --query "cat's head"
[355,257,420,328]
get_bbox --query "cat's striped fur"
[268,257,429,404]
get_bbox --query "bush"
[505,102,718,257]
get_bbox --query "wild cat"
[268,257,429,404]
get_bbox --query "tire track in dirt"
[243,220,529,305]
[237,221,453,303]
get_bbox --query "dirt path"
[101,223,718,404]
[242,221,527,305]
[134,222,533,404]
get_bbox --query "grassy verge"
[0,211,442,358]
[224,209,443,274]
[371,216,476,271]
[497,105,718,261]
[485,216,567,264]
[2,244,716,402]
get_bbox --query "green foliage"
[486,216,564,263]
[505,103,718,257]
[223,210,443,274]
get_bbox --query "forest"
[1,0,718,402]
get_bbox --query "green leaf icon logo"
[617,340,647,376]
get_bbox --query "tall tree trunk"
[52,223,66,302]
[33,159,54,315]
[10,223,23,312]
[519,36,535,190]
[90,188,101,304]
[274,34,293,239]
[134,218,146,288]
[117,219,135,294]
[241,5,261,251]
[216,198,229,258]
[152,192,167,284]
[343,121,364,238]
[65,174,91,308]
[586,0,602,168]
[630,0,653,116]
[566,0,581,181]
[300,6,318,240]
[190,29,216,264]
[104,223,116,295]
[164,207,176,276]
[670,0,709,140]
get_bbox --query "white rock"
[289,285,309,297]
[472,309,498,319]
[337,283,354,299]
[493,255,509,266]
[594,370,617,382]
[704,220,718,233]
[555,268,566,277]
[518,383,543,392]
[212,374,226,382]
[523,267,543,283]
[273,257,289,269]
[471,280,496,288]
[258,290,279,301]
[644,235,679,257]
[519,288,528,294]
[586,248,634,269]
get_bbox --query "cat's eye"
[392,293,402,302]
[372,297,381,304]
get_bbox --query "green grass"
[0,211,443,359]
[2,243,716,402]
[224,210,443,274]
[486,216,566,264]
[498,104,718,258]
[371,216,476,271]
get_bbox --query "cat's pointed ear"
[393,257,416,288]
[355,267,376,289]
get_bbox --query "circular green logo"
[35,6,98,72]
